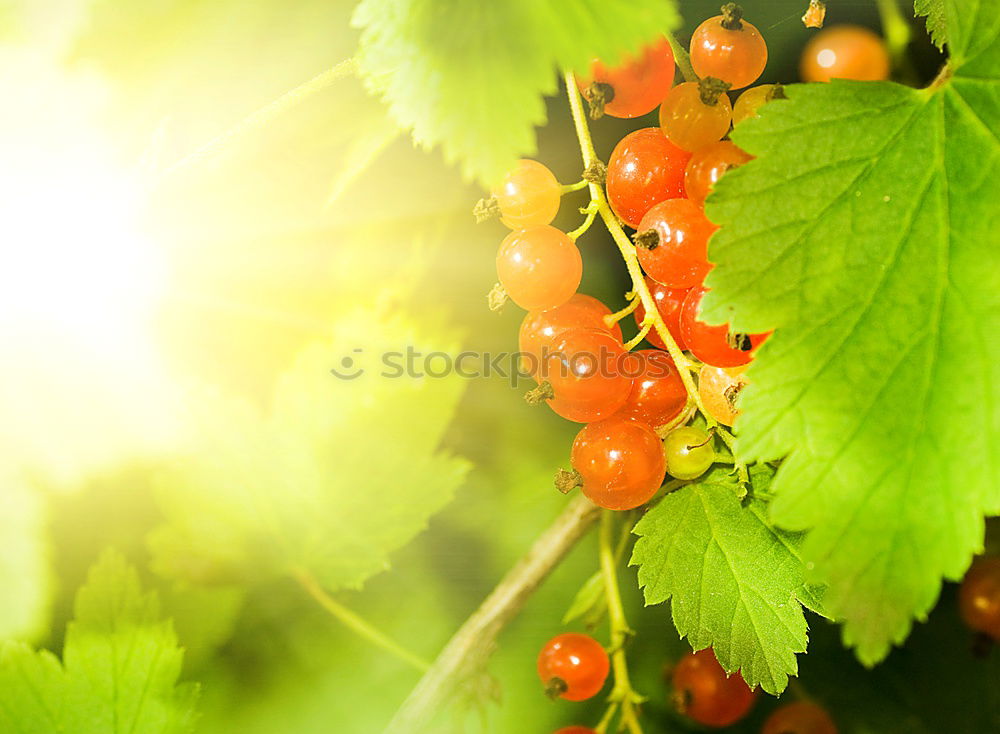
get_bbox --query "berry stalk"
[563,71,712,426]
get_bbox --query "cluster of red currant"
[539,633,837,734]
[485,4,779,515]
[478,5,899,733]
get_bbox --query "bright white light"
[0,41,180,487]
[817,49,838,69]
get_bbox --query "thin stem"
[876,0,911,66]
[605,296,640,328]
[293,567,431,673]
[569,202,600,240]
[665,32,698,83]
[158,58,358,183]
[625,321,652,351]
[385,495,601,734]
[564,72,712,427]
[600,511,644,734]
[562,179,591,194]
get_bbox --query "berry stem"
[293,567,432,673]
[561,179,591,194]
[563,71,716,428]
[876,0,912,69]
[625,321,652,351]
[384,496,601,733]
[604,296,640,328]
[569,201,600,240]
[599,511,645,734]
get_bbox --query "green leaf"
[631,466,823,695]
[151,308,470,591]
[561,570,605,626]
[352,0,680,185]
[0,551,197,733]
[703,2,1000,664]
[915,0,947,49]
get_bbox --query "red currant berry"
[579,38,675,119]
[634,278,690,351]
[571,416,667,510]
[659,80,733,153]
[554,728,597,734]
[671,648,757,728]
[635,199,716,289]
[519,295,622,377]
[537,633,610,702]
[698,364,749,427]
[763,701,838,734]
[801,25,890,83]
[492,159,562,230]
[684,141,753,206]
[497,226,582,311]
[959,557,1000,641]
[614,350,687,429]
[690,5,768,90]
[733,83,783,126]
[606,128,691,229]
[680,287,769,368]
[536,328,633,423]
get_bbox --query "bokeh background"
[1,1,993,732]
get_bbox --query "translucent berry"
[497,226,582,311]
[801,25,890,83]
[763,701,838,734]
[615,350,687,429]
[659,80,733,153]
[671,648,757,727]
[680,287,769,368]
[732,84,783,126]
[960,557,1000,641]
[535,328,633,422]
[684,141,753,206]
[492,159,562,229]
[606,128,691,229]
[635,199,716,288]
[538,633,610,702]
[698,364,749,427]
[519,295,622,377]
[579,38,676,119]
[571,416,667,510]
[690,4,769,90]
[663,426,715,480]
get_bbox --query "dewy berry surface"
[606,127,691,229]
[571,415,667,510]
[519,294,622,377]
[496,225,582,311]
[636,198,716,288]
[539,328,633,423]
[579,38,676,119]
[491,159,562,230]
[537,633,610,702]
[690,7,769,89]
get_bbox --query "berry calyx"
[762,700,838,734]
[659,82,734,153]
[663,426,716,480]
[537,633,610,702]
[959,556,1000,641]
[671,648,756,727]
[606,128,691,229]
[490,159,562,229]
[496,226,582,311]
[570,416,667,510]
[578,38,676,119]
[635,199,716,288]
[690,7,768,90]
[680,287,769,368]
